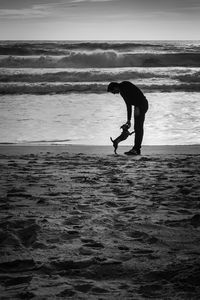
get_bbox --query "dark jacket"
[119,81,148,114]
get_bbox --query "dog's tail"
[110,137,114,143]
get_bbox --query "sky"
[0,0,200,40]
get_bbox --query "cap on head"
[107,82,119,92]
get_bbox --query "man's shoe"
[124,148,141,156]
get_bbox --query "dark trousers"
[134,106,148,151]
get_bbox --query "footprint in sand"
[17,223,40,247]
[63,216,82,226]
[82,239,104,249]
[104,200,119,208]
[0,259,36,272]
[132,249,154,255]
[58,288,75,297]
[3,275,32,287]
[50,257,96,272]
[61,229,80,240]
[139,283,163,298]
[118,245,130,251]
[74,283,93,293]
[0,232,22,248]
[1,219,40,248]
[91,286,109,294]
[127,230,149,241]
[117,206,137,212]
[79,246,97,255]
[190,214,200,227]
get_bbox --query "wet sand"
[0,145,200,299]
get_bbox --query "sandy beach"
[0,145,200,299]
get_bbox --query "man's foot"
[124,148,141,156]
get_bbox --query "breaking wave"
[1,68,200,83]
[1,40,200,95]
[0,69,165,83]
[0,41,186,55]
[1,82,200,95]
[1,52,200,68]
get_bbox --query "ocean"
[0,40,200,145]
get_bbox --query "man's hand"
[121,120,131,129]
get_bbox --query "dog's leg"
[111,137,117,154]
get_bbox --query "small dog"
[110,124,134,154]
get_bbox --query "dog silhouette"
[110,124,134,154]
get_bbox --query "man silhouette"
[107,81,148,155]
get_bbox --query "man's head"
[107,82,120,94]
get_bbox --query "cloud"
[0,2,70,19]
[1,0,199,21]
[0,0,116,19]
[0,5,51,19]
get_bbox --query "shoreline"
[0,144,200,156]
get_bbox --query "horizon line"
[0,38,200,41]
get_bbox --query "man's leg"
[134,113,145,153]
[125,113,146,155]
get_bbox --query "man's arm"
[121,104,132,129]
[120,88,132,128]
[126,103,132,126]
[134,106,140,117]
